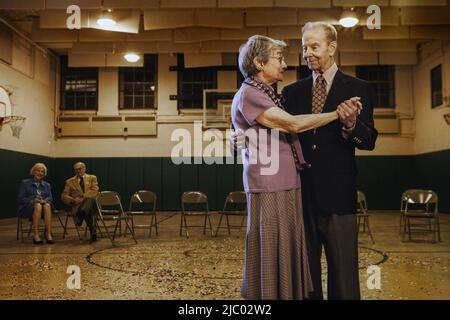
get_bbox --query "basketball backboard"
[0,85,12,126]
[202,89,236,129]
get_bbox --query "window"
[356,65,395,108]
[431,65,443,108]
[177,54,217,109]
[119,54,157,110]
[60,56,98,111]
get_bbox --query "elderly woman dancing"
[18,163,55,244]
[232,35,359,300]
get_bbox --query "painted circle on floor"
[87,238,387,277]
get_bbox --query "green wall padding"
[1,149,449,218]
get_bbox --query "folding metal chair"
[400,189,441,242]
[16,211,33,242]
[180,191,213,238]
[127,190,158,237]
[356,190,375,244]
[95,191,137,245]
[399,189,422,234]
[61,207,83,240]
[215,191,247,236]
[59,203,105,241]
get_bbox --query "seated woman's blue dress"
[18,179,53,219]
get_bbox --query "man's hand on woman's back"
[230,128,246,150]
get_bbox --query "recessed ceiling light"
[97,17,116,29]
[339,17,359,28]
[339,9,359,28]
[124,53,140,62]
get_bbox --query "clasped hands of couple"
[336,97,362,129]
[232,97,362,148]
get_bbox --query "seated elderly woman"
[18,163,55,244]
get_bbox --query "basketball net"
[0,116,26,138]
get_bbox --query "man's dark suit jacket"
[281,70,378,214]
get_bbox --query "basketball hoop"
[1,116,11,126]
[7,116,26,138]
[0,84,24,137]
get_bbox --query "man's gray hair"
[238,35,287,78]
[302,22,338,43]
[74,162,86,169]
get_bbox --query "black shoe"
[33,238,44,245]
[44,232,55,245]
[89,234,97,243]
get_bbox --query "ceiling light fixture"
[124,53,140,62]
[339,8,359,28]
[97,8,116,29]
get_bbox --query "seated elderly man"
[61,162,99,242]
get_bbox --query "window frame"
[118,54,158,111]
[60,55,99,112]
[356,65,396,109]
[176,54,218,110]
[430,64,443,109]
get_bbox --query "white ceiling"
[0,0,449,64]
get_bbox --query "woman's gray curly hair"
[30,163,47,177]
[238,35,287,78]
